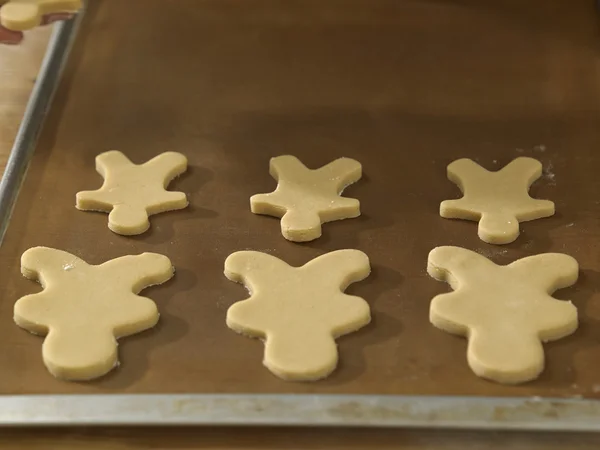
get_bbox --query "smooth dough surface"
[0,0,82,31]
[224,249,371,381]
[440,157,555,244]
[14,246,174,381]
[251,155,362,242]
[76,150,188,235]
[427,245,578,384]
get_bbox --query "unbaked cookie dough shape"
[427,246,578,384]
[14,246,174,381]
[0,0,82,31]
[250,155,362,242]
[440,157,555,244]
[76,150,188,236]
[224,249,371,381]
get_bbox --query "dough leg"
[108,204,150,235]
[467,328,543,384]
[264,329,338,381]
[42,325,118,380]
[280,209,322,242]
[478,212,520,244]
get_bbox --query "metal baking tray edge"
[1,11,600,432]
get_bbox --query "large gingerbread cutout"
[0,0,81,31]
[224,249,371,381]
[76,150,188,236]
[427,245,578,384]
[251,155,362,242]
[14,247,174,381]
[440,157,555,244]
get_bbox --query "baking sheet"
[1,0,600,429]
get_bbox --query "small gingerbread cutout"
[251,155,362,242]
[427,246,578,384]
[224,249,371,381]
[14,247,174,380]
[440,157,555,244]
[76,150,189,236]
[0,0,82,31]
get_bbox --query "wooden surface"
[1,3,600,449]
[0,26,52,175]
[1,427,600,449]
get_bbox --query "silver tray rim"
[1,7,600,432]
[0,393,599,431]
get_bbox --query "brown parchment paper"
[0,0,599,398]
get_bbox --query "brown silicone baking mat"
[0,0,599,400]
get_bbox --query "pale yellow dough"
[427,246,578,384]
[251,155,362,242]
[14,247,174,381]
[440,157,555,244]
[224,249,371,381]
[76,150,189,236]
[0,0,82,31]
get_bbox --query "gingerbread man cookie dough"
[224,249,371,381]
[0,0,81,31]
[76,151,189,236]
[440,157,555,244]
[14,247,174,380]
[427,246,578,384]
[251,155,362,242]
